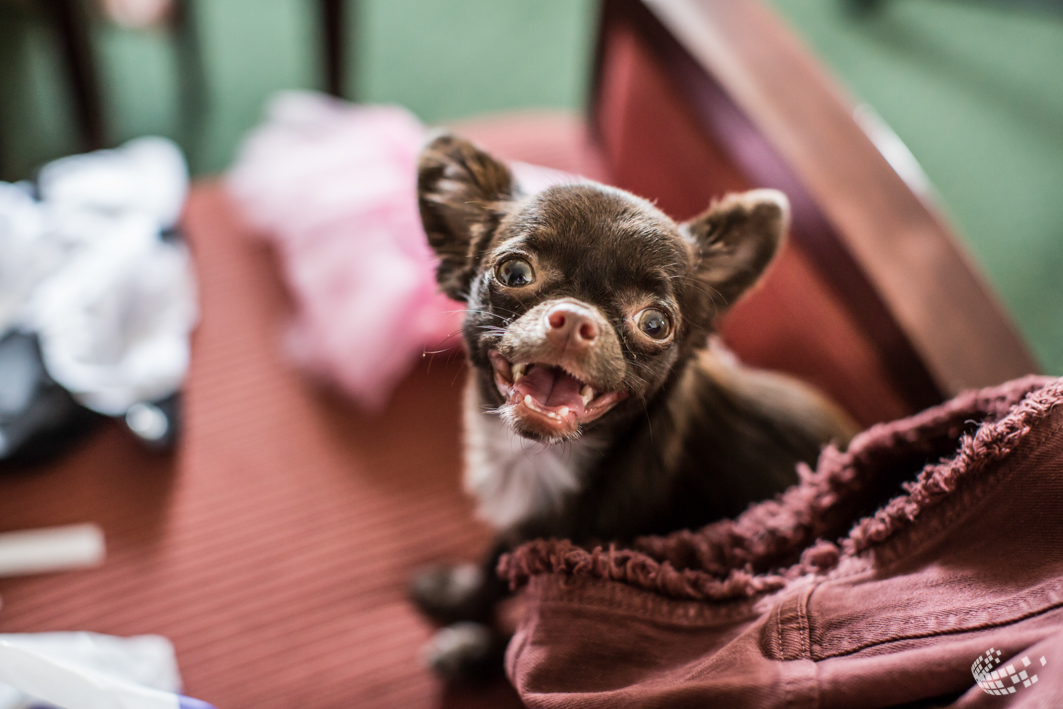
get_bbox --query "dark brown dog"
[410,134,856,680]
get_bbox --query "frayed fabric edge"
[499,375,1059,601]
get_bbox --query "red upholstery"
[0,112,606,708]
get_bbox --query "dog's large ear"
[418,133,516,300]
[681,189,789,314]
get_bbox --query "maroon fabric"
[502,376,1063,707]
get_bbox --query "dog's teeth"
[512,363,526,382]
[580,385,595,406]
[524,394,533,408]
[558,406,569,418]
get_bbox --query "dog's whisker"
[471,325,508,336]
[460,307,511,321]
[423,328,468,353]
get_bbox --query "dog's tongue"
[516,365,585,412]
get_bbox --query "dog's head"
[418,134,788,443]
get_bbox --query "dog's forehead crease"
[517,184,675,237]
[503,185,690,286]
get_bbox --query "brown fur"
[411,134,857,680]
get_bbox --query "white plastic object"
[0,524,105,578]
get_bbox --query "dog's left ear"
[681,189,789,313]
[418,133,516,301]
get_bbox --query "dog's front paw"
[409,562,493,625]
[420,622,506,682]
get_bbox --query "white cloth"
[0,137,197,415]
[0,183,63,335]
[38,136,188,233]
[31,219,196,415]
[0,633,181,709]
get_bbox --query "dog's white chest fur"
[463,385,599,531]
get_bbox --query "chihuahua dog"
[410,134,856,680]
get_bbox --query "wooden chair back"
[589,0,1037,426]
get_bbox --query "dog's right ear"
[418,133,516,301]
[681,189,789,316]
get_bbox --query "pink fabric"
[226,93,462,409]
[226,94,582,409]
[501,376,1063,707]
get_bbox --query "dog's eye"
[637,308,671,340]
[496,258,534,288]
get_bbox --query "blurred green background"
[0,0,599,176]
[0,0,1060,375]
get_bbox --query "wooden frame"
[320,0,348,97]
[589,0,1037,425]
[41,0,105,151]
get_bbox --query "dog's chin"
[500,403,581,443]
[487,350,628,444]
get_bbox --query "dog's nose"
[544,303,600,348]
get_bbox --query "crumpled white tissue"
[31,218,196,415]
[39,136,188,233]
[0,632,181,709]
[0,136,197,415]
[0,183,63,335]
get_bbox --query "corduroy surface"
[0,112,608,708]
[0,184,520,708]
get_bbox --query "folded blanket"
[501,375,1063,707]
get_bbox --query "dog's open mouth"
[489,350,627,438]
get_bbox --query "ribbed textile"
[0,184,520,708]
